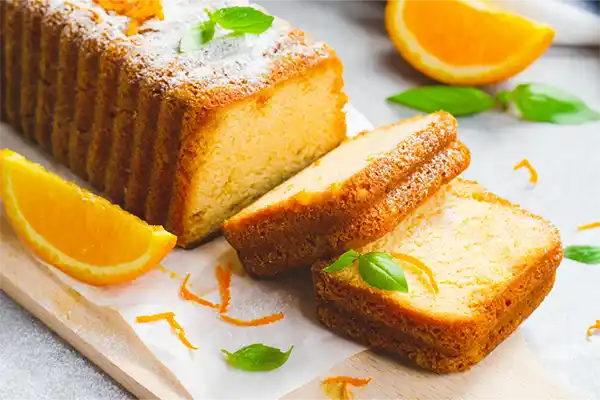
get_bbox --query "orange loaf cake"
[223,112,470,278]
[312,179,563,373]
[1,0,347,247]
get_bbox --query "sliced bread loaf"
[312,179,563,372]
[223,112,470,277]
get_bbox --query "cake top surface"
[329,179,561,318]
[39,0,330,92]
[240,113,446,213]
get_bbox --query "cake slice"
[223,112,470,277]
[312,179,563,373]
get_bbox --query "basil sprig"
[324,249,408,292]
[180,6,274,52]
[387,86,496,117]
[564,245,600,265]
[222,344,293,371]
[498,84,600,124]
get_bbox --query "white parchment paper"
[0,105,371,399]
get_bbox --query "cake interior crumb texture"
[313,178,563,370]
[1,0,347,247]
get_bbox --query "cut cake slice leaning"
[223,112,470,278]
[312,178,563,373]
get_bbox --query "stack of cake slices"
[224,112,563,372]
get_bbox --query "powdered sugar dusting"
[49,0,329,91]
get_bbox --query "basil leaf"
[324,249,360,273]
[212,6,274,35]
[179,20,216,52]
[358,252,408,292]
[387,86,496,117]
[505,83,600,124]
[564,245,600,265]
[222,344,293,371]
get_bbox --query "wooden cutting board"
[0,212,574,400]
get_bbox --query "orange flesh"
[578,222,600,231]
[514,158,538,183]
[391,252,439,293]
[136,312,197,350]
[9,162,153,265]
[216,264,232,314]
[180,274,220,309]
[403,0,543,67]
[587,320,600,337]
[220,312,284,327]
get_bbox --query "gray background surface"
[1,1,599,398]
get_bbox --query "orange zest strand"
[135,312,174,323]
[180,274,220,309]
[587,320,600,337]
[341,383,352,400]
[391,252,439,294]
[322,376,372,387]
[220,312,284,327]
[95,0,164,36]
[165,314,198,350]
[514,158,538,184]
[216,264,232,314]
[578,222,600,231]
[136,312,197,350]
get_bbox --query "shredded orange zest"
[322,376,372,387]
[216,264,232,314]
[135,312,197,350]
[95,0,164,36]
[135,312,175,323]
[391,252,439,293]
[471,191,513,207]
[220,312,284,327]
[180,274,220,309]
[578,222,600,231]
[587,320,600,337]
[514,158,538,184]
[341,383,352,400]
[165,314,198,350]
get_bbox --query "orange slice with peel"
[385,0,555,85]
[0,149,176,286]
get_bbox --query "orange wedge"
[0,149,176,286]
[385,0,555,85]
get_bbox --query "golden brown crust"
[19,1,46,140]
[234,140,471,278]
[3,1,23,130]
[316,271,556,373]
[311,189,563,353]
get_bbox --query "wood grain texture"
[0,209,574,400]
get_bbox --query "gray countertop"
[1,1,599,399]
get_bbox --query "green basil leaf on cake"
[212,6,274,34]
[179,20,216,52]
[564,245,600,264]
[502,83,600,124]
[358,252,408,292]
[387,86,496,117]
[324,249,360,273]
[222,344,293,371]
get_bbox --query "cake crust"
[316,270,556,373]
